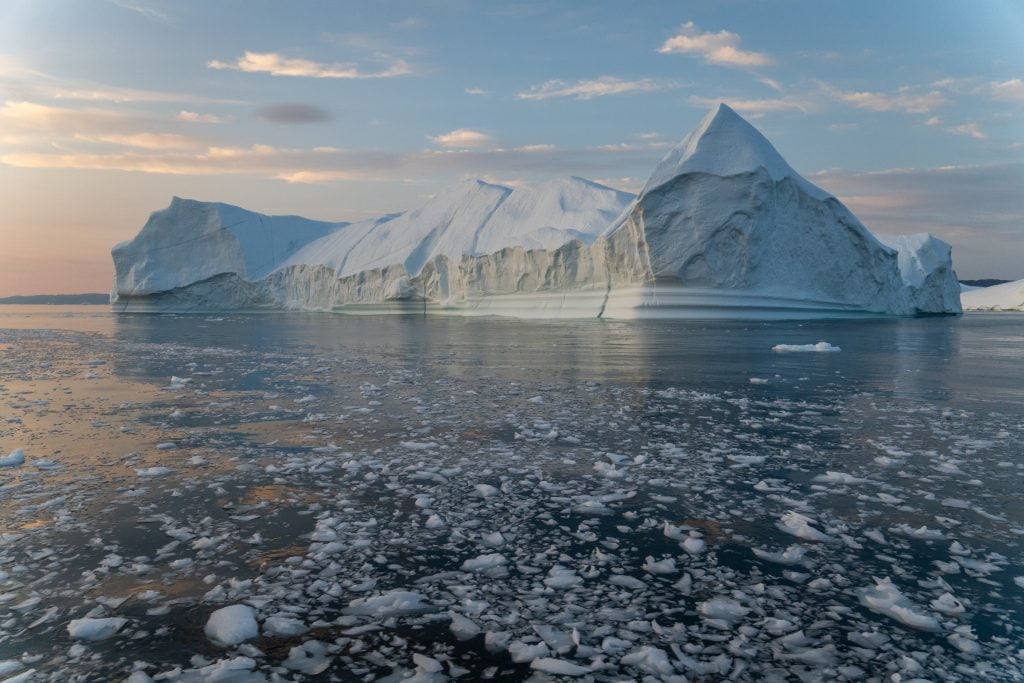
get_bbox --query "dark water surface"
[0,306,1022,681]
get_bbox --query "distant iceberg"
[111,104,962,318]
[961,278,1024,311]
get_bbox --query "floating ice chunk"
[608,574,646,590]
[1,670,37,683]
[772,342,841,352]
[205,605,258,646]
[774,643,837,667]
[947,627,981,654]
[282,640,331,675]
[682,536,705,554]
[400,441,438,451]
[0,449,25,467]
[413,653,444,673]
[0,660,23,677]
[263,615,307,637]
[449,611,481,640]
[544,565,582,589]
[473,483,499,498]
[642,556,677,575]
[930,592,965,616]
[67,616,128,641]
[749,378,769,384]
[136,467,172,478]
[480,531,505,547]
[620,646,675,676]
[343,590,434,617]
[508,641,549,664]
[699,597,749,623]
[663,521,686,540]
[1014,576,1024,589]
[752,544,807,565]
[193,657,262,683]
[484,631,511,653]
[529,658,590,676]
[424,514,445,529]
[461,553,507,572]
[813,471,865,485]
[777,511,833,542]
[857,578,941,631]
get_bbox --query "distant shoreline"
[0,293,109,305]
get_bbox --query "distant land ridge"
[0,293,110,305]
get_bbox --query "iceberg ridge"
[111,104,962,319]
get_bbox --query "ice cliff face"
[111,104,961,318]
[111,197,339,297]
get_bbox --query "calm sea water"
[1,306,1022,681]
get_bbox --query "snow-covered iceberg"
[111,104,962,318]
[961,278,1024,311]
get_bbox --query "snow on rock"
[67,617,128,641]
[204,604,259,646]
[857,577,942,631]
[772,342,841,352]
[0,448,25,467]
[961,277,1024,312]
[111,103,961,318]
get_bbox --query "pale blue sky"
[1,0,1022,294]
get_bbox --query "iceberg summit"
[111,104,962,318]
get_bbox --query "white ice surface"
[0,449,25,467]
[772,342,841,353]
[67,617,127,641]
[204,604,258,646]
[111,103,961,318]
[961,277,1024,311]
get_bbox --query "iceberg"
[111,104,962,318]
[961,278,1024,311]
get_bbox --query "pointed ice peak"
[640,103,831,199]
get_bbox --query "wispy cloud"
[830,86,947,113]
[516,76,677,100]
[108,0,170,23]
[465,87,488,96]
[0,54,235,104]
[256,103,332,124]
[72,132,197,150]
[658,22,771,68]
[946,122,987,140]
[429,129,493,148]
[688,95,814,115]
[989,78,1024,102]
[208,51,413,79]
[177,110,224,124]
[0,101,149,138]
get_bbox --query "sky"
[1,0,1023,295]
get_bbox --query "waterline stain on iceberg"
[112,104,962,318]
